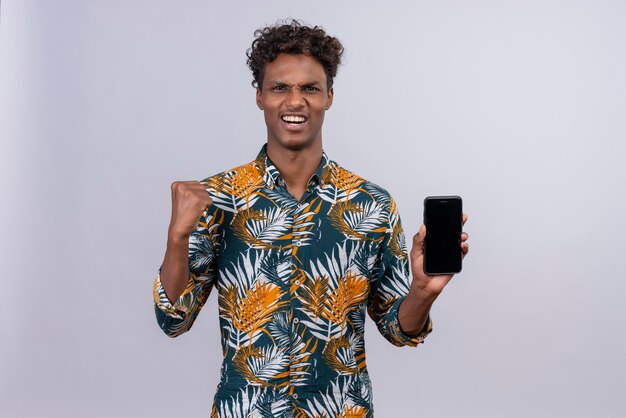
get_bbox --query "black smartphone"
[423,196,463,275]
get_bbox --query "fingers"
[461,213,469,257]
[460,232,469,257]
[169,180,214,227]
[172,181,213,201]
[461,241,469,259]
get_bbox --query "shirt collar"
[255,144,331,190]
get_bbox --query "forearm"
[160,233,191,303]
[398,287,437,337]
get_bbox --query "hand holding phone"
[423,196,463,275]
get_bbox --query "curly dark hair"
[246,19,344,90]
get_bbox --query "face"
[256,53,334,152]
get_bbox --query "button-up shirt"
[153,145,432,418]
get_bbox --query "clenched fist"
[167,181,213,240]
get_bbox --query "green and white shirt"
[153,145,432,418]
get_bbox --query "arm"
[153,181,216,337]
[160,232,193,304]
[398,215,470,337]
[367,198,432,347]
[160,181,214,301]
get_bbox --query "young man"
[153,20,469,418]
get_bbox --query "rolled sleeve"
[153,268,214,338]
[153,216,218,337]
[391,297,433,346]
[153,269,195,319]
[368,198,433,347]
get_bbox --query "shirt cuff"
[152,269,194,320]
[392,296,433,347]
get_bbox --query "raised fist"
[167,181,213,240]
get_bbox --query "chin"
[273,136,319,151]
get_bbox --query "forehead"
[262,53,327,85]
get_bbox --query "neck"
[266,140,323,200]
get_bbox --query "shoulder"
[327,159,394,208]
[200,159,263,195]
[200,158,265,213]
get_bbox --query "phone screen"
[423,196,462,275]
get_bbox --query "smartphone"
[423,196,463,275]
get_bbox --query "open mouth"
[281,115,307,124]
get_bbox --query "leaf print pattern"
[289,322,318,387]
[232,282,287,334]
[233,344,290,387]
[328,201,387,242]
[208,162,265,212]
[321,271,368,327]
[232,207,293,249]
[322,336,357,375]
[153,145,432,417]
[300,274,330,319]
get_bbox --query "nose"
[286,89,305,108]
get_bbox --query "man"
[153,20,469,418]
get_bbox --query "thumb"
[410,224,426,259]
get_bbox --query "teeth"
[282,115,306,123]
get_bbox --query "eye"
[272,85,287,91]
[304,86,320,92]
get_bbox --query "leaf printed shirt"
[153,145,432,418]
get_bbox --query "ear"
[325,87,334,110]
[256,88,263,110]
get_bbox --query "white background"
[1,1,625,417]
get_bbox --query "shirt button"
[293,393,298,399]
[294,279,300,286]
[293,318,299,324]
[295,240,302,247]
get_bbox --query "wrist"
[407,282,439,306]
[167,230,190,246]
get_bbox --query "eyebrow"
[268,80,323,87]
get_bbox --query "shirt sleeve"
[153,209,218,338]
[367,198,433,347]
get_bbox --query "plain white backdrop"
[1,1,625,417]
